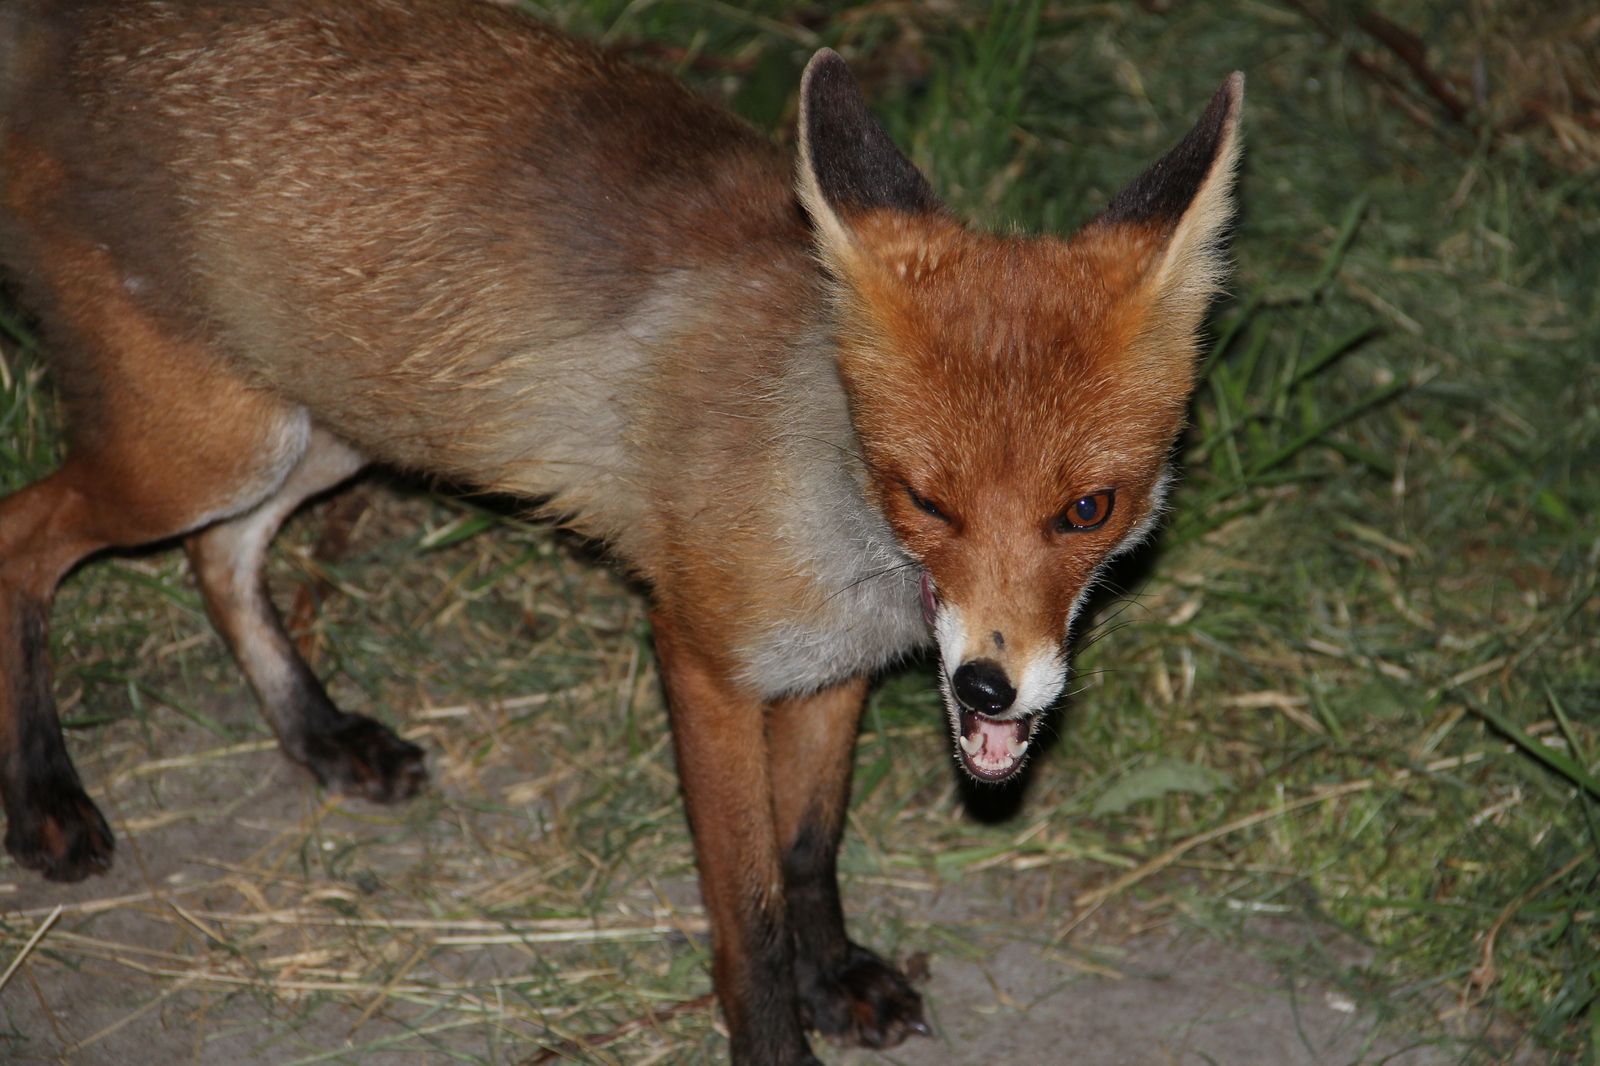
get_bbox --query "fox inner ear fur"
[1090,72,1245,379]
[796,49,945,273]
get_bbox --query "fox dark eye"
[1054,490,1114,533]
[906,486,950,523]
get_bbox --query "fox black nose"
[952,659,1016,716]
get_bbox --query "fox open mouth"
[953,708,1033,782]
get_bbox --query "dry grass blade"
[1467,849,1596,993]
[346,938,430,1038]
[1221,690,1326,734]
[1074,780,1375,910]
[0,904,62,994]
[64,973,201,1053]
[1074,753,1492,911]
[516,992,718,1065]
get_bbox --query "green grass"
[2,0,1597,1062]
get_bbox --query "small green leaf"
[1532,488,1573,527]
[1092,760,1233,817]
[418,511,501,551]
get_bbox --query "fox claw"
[300,714,427,803]
[798,943,930,1049]
[4,775,115,882]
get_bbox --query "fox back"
[4,0,806,512]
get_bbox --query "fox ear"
[1095,72,1244,369]
[796,49,943,271]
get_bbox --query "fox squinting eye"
[1054,490,1114,533]
[906,486,951,523]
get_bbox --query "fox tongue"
[956,710,1030,777]
[970,716,1014,759]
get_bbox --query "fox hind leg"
[0,469,117,881]
[184,427,425,803]
[0,350,317,879]
[0,230,416,879]
[769,678,929,1048]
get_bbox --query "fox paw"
[4,776,114,882]
[798,943,930,1049]
[301,714,427,803]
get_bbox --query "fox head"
[797,52,1242,783]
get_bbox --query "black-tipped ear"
[798,49,939,219]
[1101,72,1243,228]
[1090,73,1244,381]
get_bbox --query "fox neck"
[719,324,933,699]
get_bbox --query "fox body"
[0,1,1241,1061]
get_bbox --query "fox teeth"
[957,734,982,756]
[1006,737,1030,759]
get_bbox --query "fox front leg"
[651,612,820,1064]
[769,678,929,1047]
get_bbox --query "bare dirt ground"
[835,928,1450,1066]
[0,717,1475,1066]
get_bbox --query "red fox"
[0,0,1241,1061]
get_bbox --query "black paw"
[302,714,427,803]
[798,943,929,1049]
[4,775,114,882]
